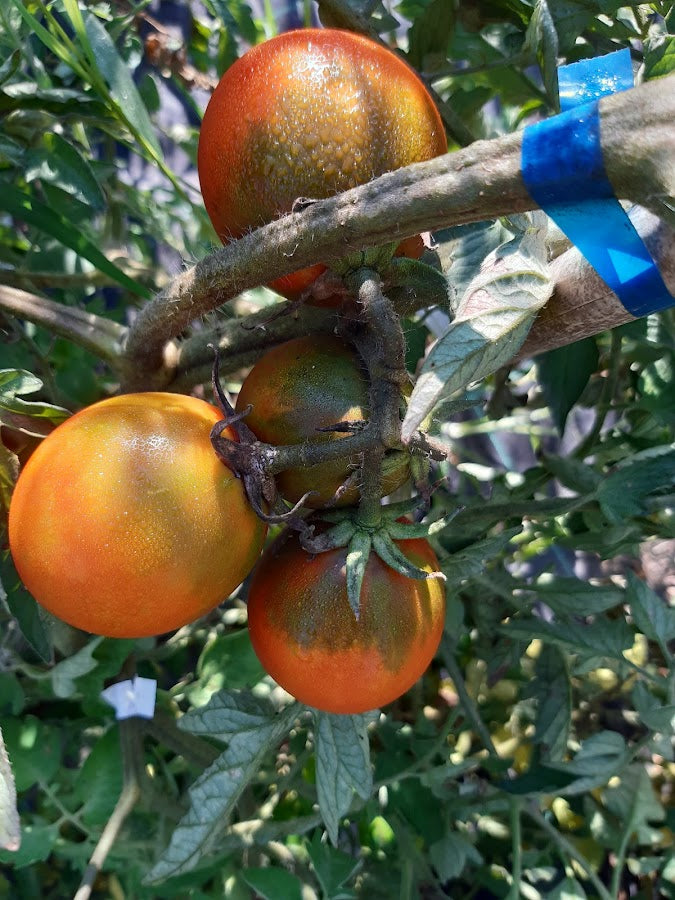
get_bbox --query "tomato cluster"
[7,27,446,715]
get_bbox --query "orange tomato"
[197,28,447,300]
[247,529,446,713]
[8,393,266,638]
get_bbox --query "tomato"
[197,28,447,300]
[8,393,267,638]
[235,335,409,507]
[247,529,446,714]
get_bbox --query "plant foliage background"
[0,1,674,898]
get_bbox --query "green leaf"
[0,369,42,398]
[242,867,303,900]
[0,134,25,166]
[597,445,675,523]
[537,338,599,434]
[8,0,88,82]
[0,553,53,664]
[24,133,105,211]
[0,82,106,117]
[429,832,482,881]
[0,442,18,538]
[314,711,373,846]
[547,876,588,899]
[190,629,266,706]
[402,229,552,441]
[145,692,297,882]
[0,50,20,87]
[632,682,675,734]
[532,577,624,617]
[0,717,61,792]
[49,637,104,698]
[503,616,633,662]
[504,731,628,796]
[73,726,123,826]
[626,571,675,660]
[526,0,559,109]
[0,726,20,852]
[440,527,522,586]
[307,832,360,900]
[407,0,456,70]
[385,257,451,313]
[0,369,70,425]
[83,11,163,161]
[0,185,151,299]
[434,220,512,313]
[543,453,602,494]
[602,764,665,844]
[528,645,571,760]
[564,730,626,776]
[0,823,57,869]
[644,16,675,80]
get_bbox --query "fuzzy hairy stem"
[265,424,383,475]
[171,302,339,387]
[121,75,675,387]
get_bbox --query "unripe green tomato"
[235,335,410,508]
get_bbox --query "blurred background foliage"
[0,1,674,898]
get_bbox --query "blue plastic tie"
[522,48,673,317]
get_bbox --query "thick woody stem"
[346,270,410,525]
[120,75,675,386]
[348,270,408,449]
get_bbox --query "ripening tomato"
[197,28,447,301]
[235,335,410,507]
[247,529,446,714]
[8,393,267,638]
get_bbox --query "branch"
[170,302,340,388]
[0,285,127,367]
[121,75,674,386]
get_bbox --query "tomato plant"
[8,393,267,638]
[1,5,674,898]
[235,334,409,507]
[197,27,447,300]
[247,528,446,714]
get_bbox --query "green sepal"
[380,498,429,521]
[303,519,357,554]
[385,509,463,541]
[372,532,445,582]
[345,531,372,620]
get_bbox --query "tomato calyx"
[299,501,458,620]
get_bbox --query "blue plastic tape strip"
[522,49,674,317]
[558,47,633,110]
